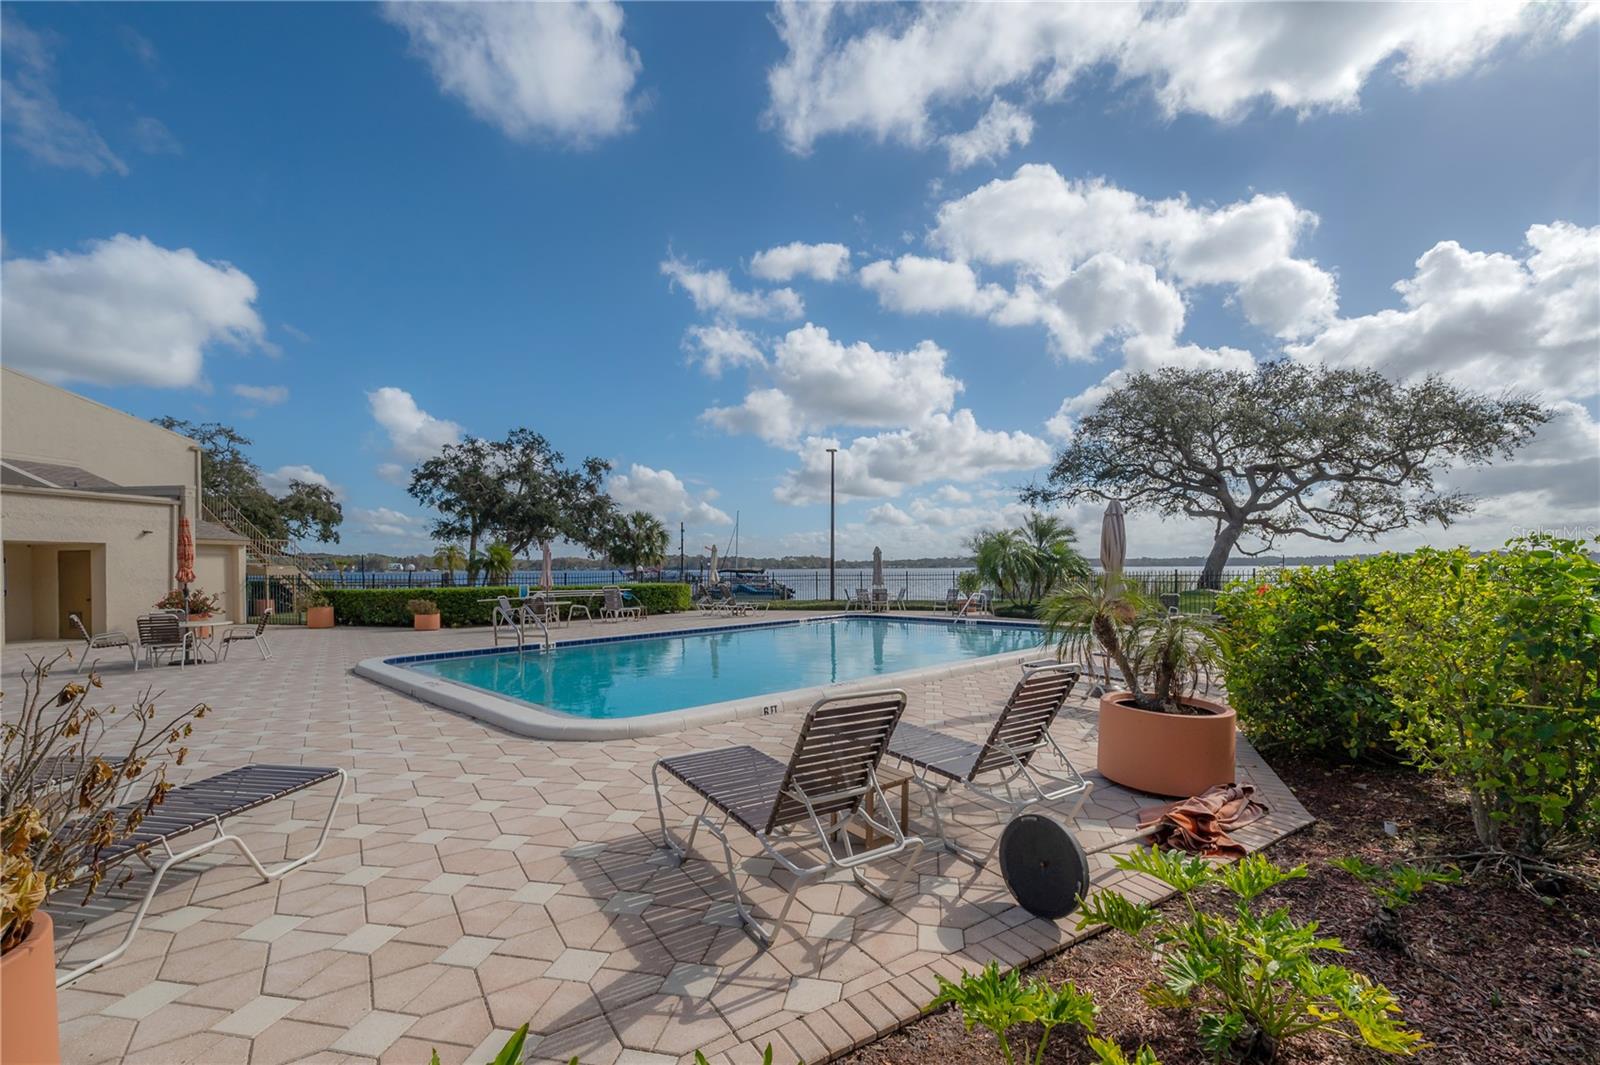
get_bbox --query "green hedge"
[322,583,692,627]
[1214,559,1400,762]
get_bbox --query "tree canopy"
[154,417,343,544]
[407,429,615,582]
[607,512,670,580]
[1024,362,1548,586]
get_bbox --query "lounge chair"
[601,586,642,621]
[652,690,923,944]
[218,615,272,660]
[888,663,1089,866]
[69,613,137,673]
[53,763,346,986]
[136,612,194,669]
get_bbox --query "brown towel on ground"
[1137,783,1269,859]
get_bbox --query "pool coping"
[353,613,1050,740]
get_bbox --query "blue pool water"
[403,616,1044,719]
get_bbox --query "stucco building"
[1,368,248,646]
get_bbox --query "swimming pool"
[356,615,1046,739]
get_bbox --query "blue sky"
[4,2,1597,559]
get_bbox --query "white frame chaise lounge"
[54,763,347,987]
[652,690,923,945]
[887,663,1090,867]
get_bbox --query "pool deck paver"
[10,610,1313,1065]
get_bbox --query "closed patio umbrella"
[175,516,197,603]
[1099,499,1126,581]
[541,542,553,591]
[706,544,719,585]
[871,546,884,588]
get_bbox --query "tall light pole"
[826,446,838,601]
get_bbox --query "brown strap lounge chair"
[888,662,1090,866]
[652,690,923,945]
[70,613,137,673]
[53,763,346,986]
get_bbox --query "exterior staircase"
[202,495,323,617]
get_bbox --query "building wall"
[1,368,200,516]
[195,542,247,620]
[0,488,178,642]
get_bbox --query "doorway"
[57,550,91,637]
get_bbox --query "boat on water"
[720,569,795,599]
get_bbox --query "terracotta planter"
[1096,690,1237,798]
[413,613,441,631]
[305,605,335,629]
[187,612,213,639]
[2,911,62,1065]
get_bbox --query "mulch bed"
[838,758,1600,1065]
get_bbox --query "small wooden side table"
[857,764,913,849]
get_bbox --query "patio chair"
[53,763,347,987]
[935,588,961,613]
[601,586,642,621]
[870,587,889,611]
[652,690,923,945]
[890,588,909,611]
[525,593,561,628]
[69,613,137,673]
[888,662,1089,867]
[218,615,272,660]
[135,612,194,670]
[845,587,870,611]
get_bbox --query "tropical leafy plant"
[155,587,222,614]
[608,511,671,580]
[1330,857,1459,953]
[2,654,210,953]
[293,587,329,611]
[929,960,1098,1065]
[1076,847,1423,1063]
[405,598,439,617]
[433,544,467,586]
[482,543,517,585]
[429,1023,532,1065]
[1358,535,1600,860]
[970,513,1089,605]
[1088,1037,1162,1065]
[1213,560,1400,761]
[1042,578,1217,713]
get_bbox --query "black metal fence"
[265,566,1268,609]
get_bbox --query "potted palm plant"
[2,655,210,1065]
[298,588,334,629]
[407,598,441,631]
[1042,577,1233,797]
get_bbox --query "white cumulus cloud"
[232,383,289,406]
[262,464,339,497]
[608,464,732,527]
[943,98,1034,170]
[382,0,642,146]
[366,386,464,461]
[749,241,852,282]
[1,234,266,388]
[765,2,1592,155]
[683,323,765,376]
[661,256,804,319]
[1287,222,1600,401]
[858,256,1007,315]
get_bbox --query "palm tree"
[433,544,466,586]
[623,512,669,580]
[971,528,1035,602]
[482,542,516,585]
[1019,511,1089,601]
